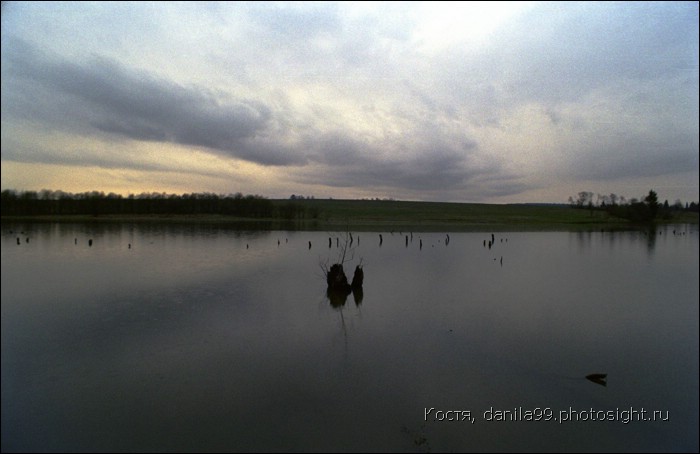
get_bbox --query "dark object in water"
[586,373,607,386]
[327,264,363,291]
[88,239,93,247]
[352,287,363,306]
[351,265,364,288]
[327,264,364,307]
[327,263,348,291]
[327,287,348,308]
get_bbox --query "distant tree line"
[0,189,282,218]
[568,190,698,222]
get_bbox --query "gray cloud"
[3,38,506,195]
[247,2,342,41]
[3,40,302,166]
[1,3,697,203]
[290,127,525,201]
[429,1,698,123]
[570,132,700,181]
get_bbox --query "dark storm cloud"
[3,40,303,166]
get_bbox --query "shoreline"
[2,212,697,232]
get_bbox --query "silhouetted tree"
[645,190,659,220]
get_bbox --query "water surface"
[2,223,698,452]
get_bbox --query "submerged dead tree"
[321,231,364,306]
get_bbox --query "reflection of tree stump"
[327,287,349,308]
[352,287,363,306]
[351,265,363,289]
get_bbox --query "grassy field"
[6,199,696,232]
[275,199,698,231]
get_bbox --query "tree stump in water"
[327,264,364,290]
[327,263,350,292]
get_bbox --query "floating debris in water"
[586,373,607,386]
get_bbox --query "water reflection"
[1,223,698,452]
[643,225,657,254]
[571,224,695,257]
[326,286,364,308]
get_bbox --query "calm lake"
[2,222,698,452]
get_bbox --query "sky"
[1,1,698,204]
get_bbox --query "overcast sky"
[1,1,698,203]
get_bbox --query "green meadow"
[4,199,697,231]
[273,199,698,231]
